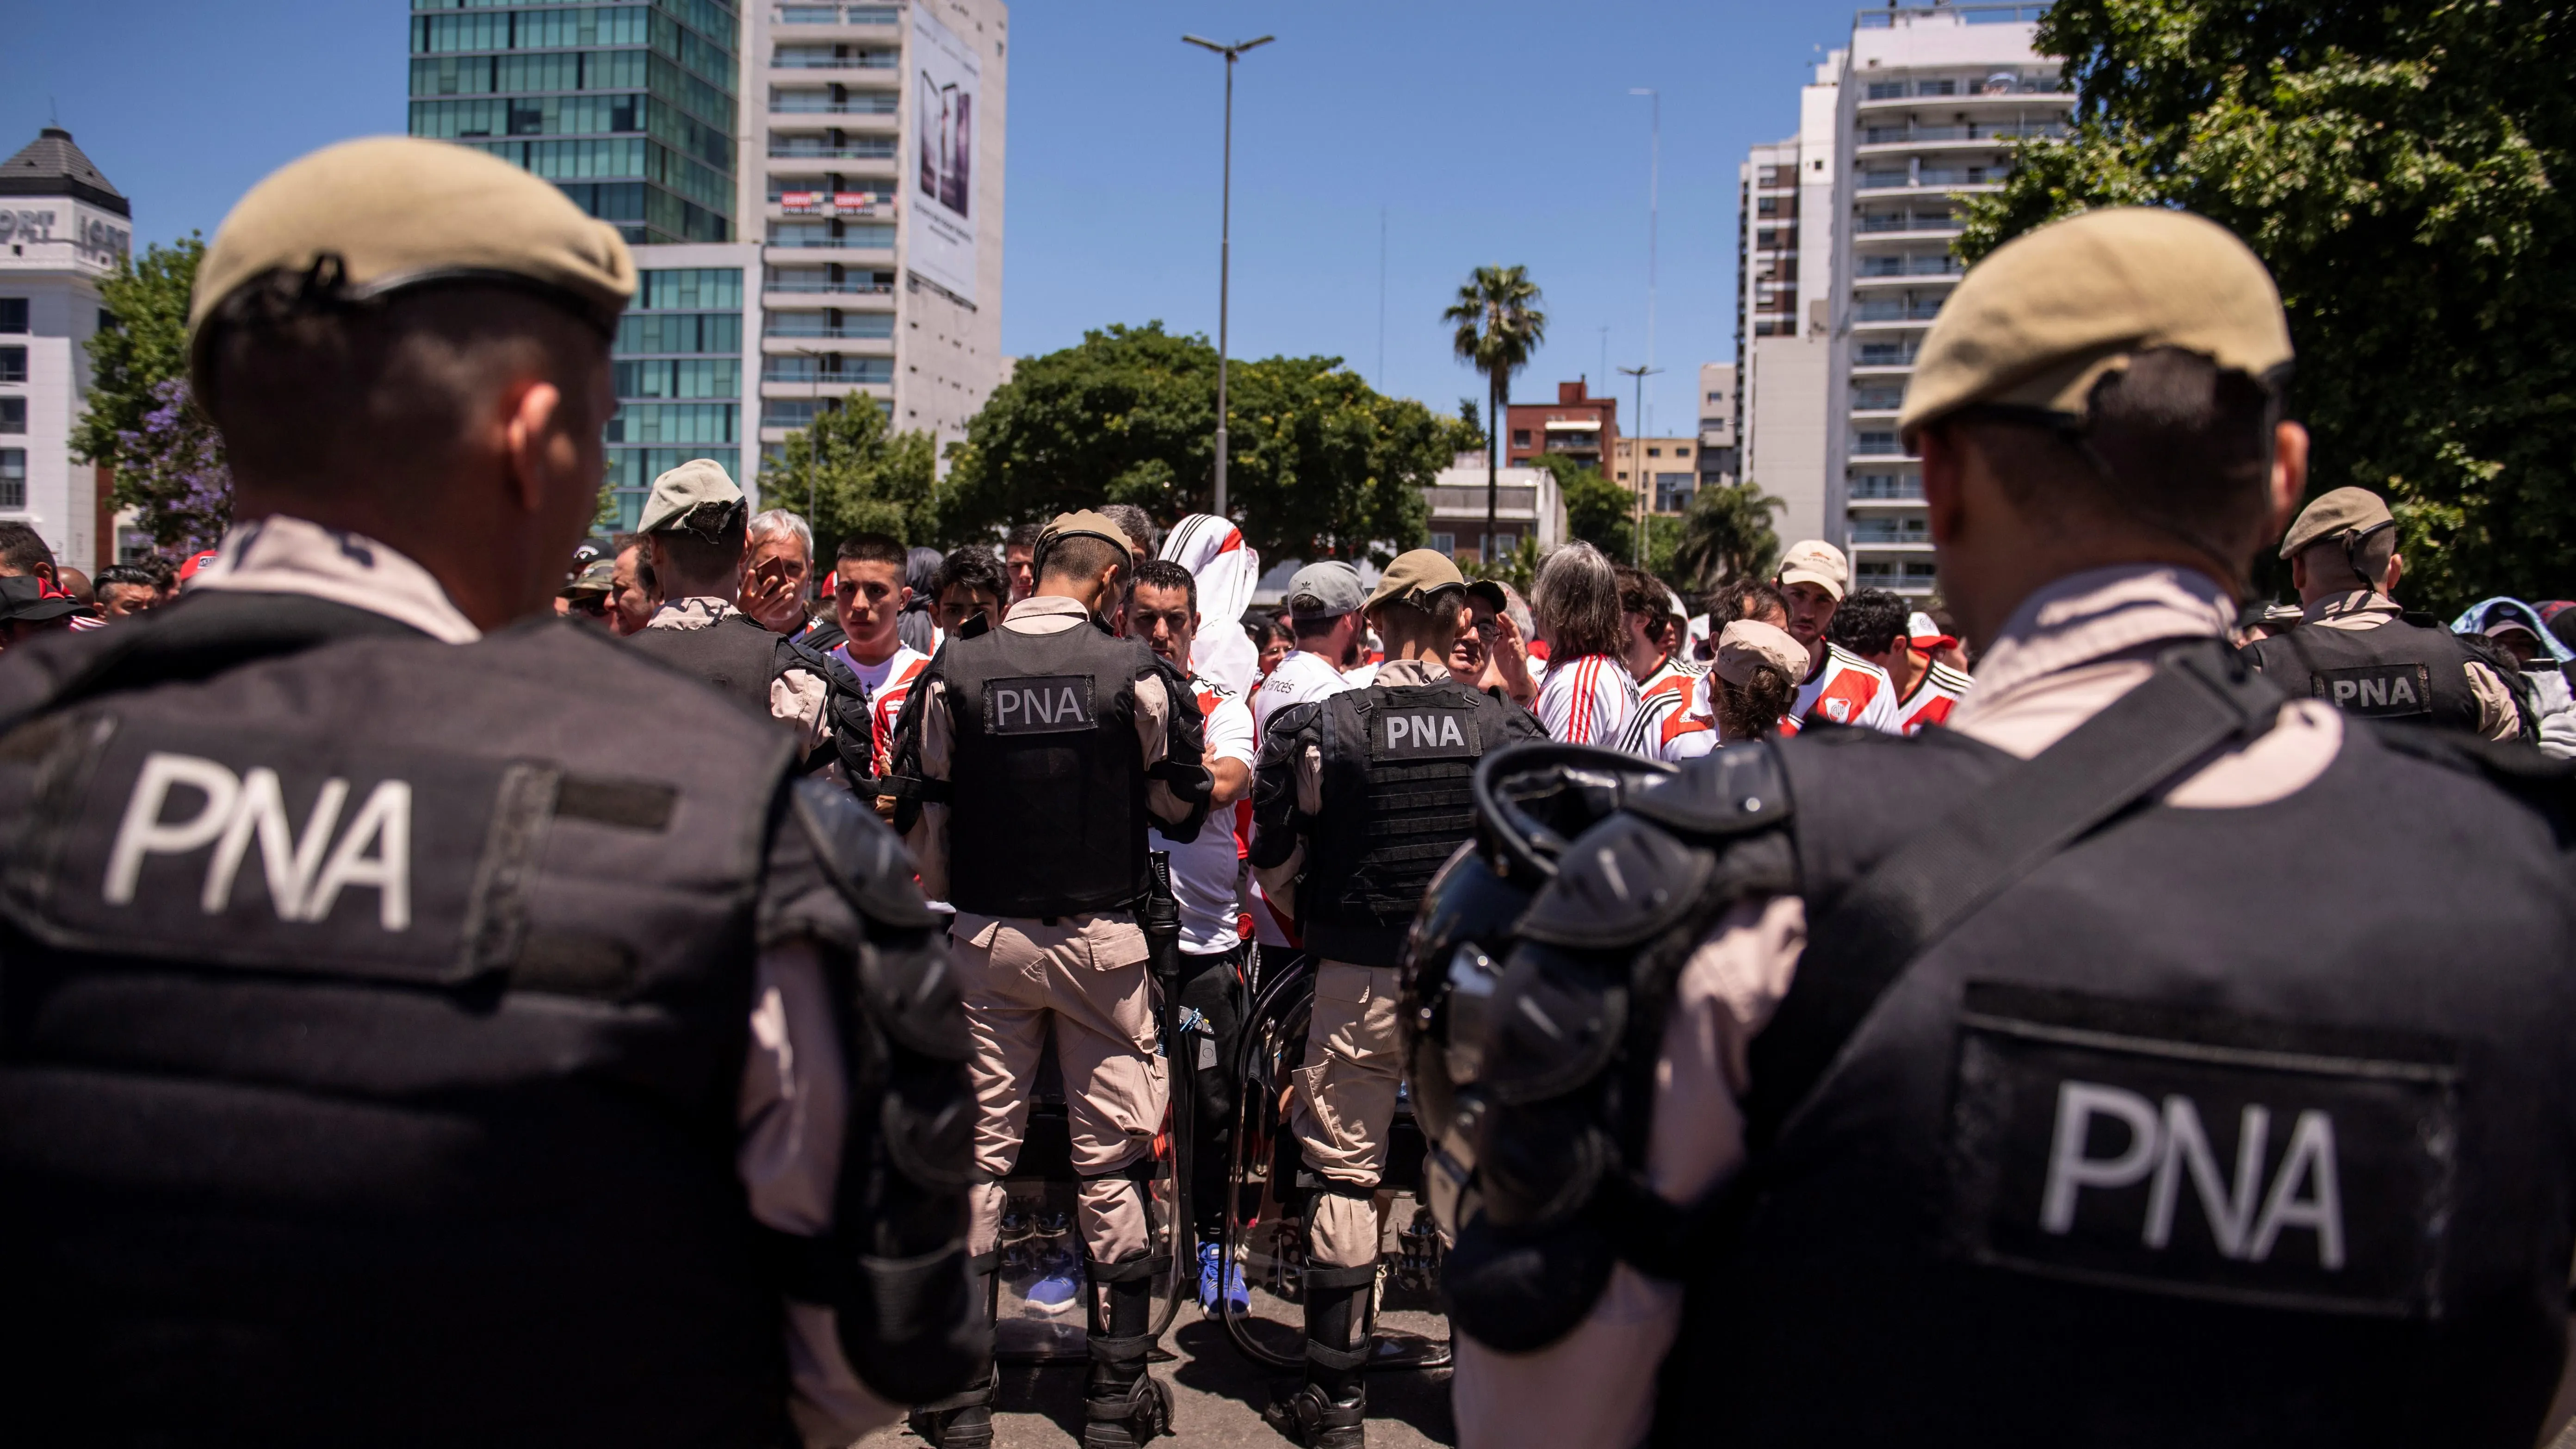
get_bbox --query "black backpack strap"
[1740,638,2286,1152]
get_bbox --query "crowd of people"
[13,133,2576,1449]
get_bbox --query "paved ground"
[857,1299,1457,1449]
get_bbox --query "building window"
[0,347,23,384]
[0,398,23,434]
[1492,533,1518,556]
[0,299,26,334]
[0,449,21,509]
[1510,429,1531,447]
[1675,446,1690,458]
[1430,531,1455,556]
[1645,446,1660,458]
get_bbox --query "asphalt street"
[856,1299,1457,1449]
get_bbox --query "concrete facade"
[0,128,130,573]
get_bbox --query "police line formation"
[2,136,2574,1449]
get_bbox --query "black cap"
[0,575,85,623]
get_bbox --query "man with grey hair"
[742,507,817,636]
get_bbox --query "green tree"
[74,235,202,469]
[1444,265,1548,566]
[1529,452,1635,558]
[942,322,1470,565]
[1961,0,2574,612]
[1669,479,1785,592]
[762,399,940,560]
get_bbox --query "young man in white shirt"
[1247,562,1368,959]
[1126,558,1259,1315]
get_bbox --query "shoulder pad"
[1261,699,1327,749]
[1470,742,1676,887]
[1517,812,1713,950]
[2371,721,2576,824]
[1622,739,1792,839]
[790,776,942,932]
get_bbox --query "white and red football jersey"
[1536,652,1641,747]
[1152,675,1256,954]
[1617,656,1704,757]
[831,641,930,778]
[1895,659,1974,736]
[1783,642,1901,735]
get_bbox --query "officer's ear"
[2384,551,2404,596]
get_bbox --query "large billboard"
[908,6,980,304]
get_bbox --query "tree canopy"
[74,236,228,549]
[941,322,1471,564]
[761,399,939,559]
[1963,0,2575,612]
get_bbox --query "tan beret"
[1897,207,2292,446]
[1037,510,1134,568]
[1716,619,1808,686]
[189,136,636,392]
[637,458,744,537]
[1365,548,1469,612]
[2278,486,2394,560]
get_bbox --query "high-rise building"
[408,0,743,246]
[1696,361,1739,497]
[1736,4,2070,594]
[408,0,1010,521]
[1733,60,1842,550]
[1828,5,2069,596]
[0,127,132,572]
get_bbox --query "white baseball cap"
[1776,539,1850,601]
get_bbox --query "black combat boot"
[909,1253,1001,1449]
[1263,1259,1374,1448]
[1083,1253,1172,1448]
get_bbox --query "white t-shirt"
[830,641,932,776]
[1151,675,1256,954]
[1251,648,1359,735]
[1535,652,1641,747]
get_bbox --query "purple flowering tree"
[112,378,232,554]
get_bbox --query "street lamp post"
[1183,33,1274,521]
[1618,362,1661,566]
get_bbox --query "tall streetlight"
[1618,362,1661,566]
[794,345,827,520]
[1183,33,1274,520]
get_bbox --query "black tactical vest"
[0,595,808,1448]
[2243,613,2483,731]
[941,616,1155,918]
[625,606,799,720]
[1652,723,2576,1447]
[1301,677,1543,967]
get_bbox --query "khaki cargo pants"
[1289,961,1403,1268]
[953,911,1169,1264]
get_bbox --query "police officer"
[892,510,1211,1449]
[624,459,835,758]
[2239,485,2522,738]
[1251,549,1544,1448]
[1411,207,2576,1447]
[0,138,983,1448]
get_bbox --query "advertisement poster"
[909,6,979,304]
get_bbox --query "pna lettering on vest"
[1944,985,2458,1315]
[1373,709,1480,761]
[102,751,412,930]
[2315,663,2433,718]
[987,674,1096,735]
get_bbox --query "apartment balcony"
[1851,429,1914,459]
[1847,480,1925,508]
[773,3,898,25]
[764,275,894,298]
[770,94,899,117]
[1856,121,2068,153]
[1852,262,1962,287]
[770,45,897,71]
[1853,297,1945,328]
[1854,212,1965,238]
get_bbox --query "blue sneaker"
[1197,1241,1249,1314]
[1027,1258,1081,1314]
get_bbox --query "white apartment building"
[0,128,130,573]
[1737,4,2071,595]
[1827,5,2069,595]
[1733,62,1843,550]
[1696,360,1739,497]
[745,0,1009,476]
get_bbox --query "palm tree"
[1671,478,1786,592]
[1444,266,1547,565]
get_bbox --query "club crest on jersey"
[1824,697,1852,723]
[103,751,413,930]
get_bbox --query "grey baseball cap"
[1286,560,1365,619]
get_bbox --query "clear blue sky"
[3,0,1866,436]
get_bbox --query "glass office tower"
[408,0,740,245]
